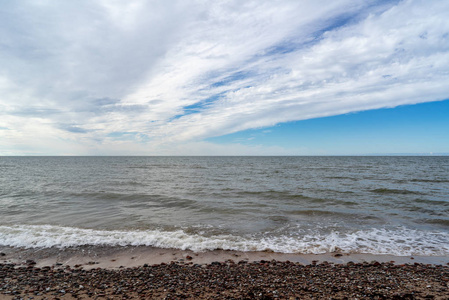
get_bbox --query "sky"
[0,0,448,156]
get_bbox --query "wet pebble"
[0,261,448,299]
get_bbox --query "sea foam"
[0,225,448,256]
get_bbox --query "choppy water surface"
[0,156,448,255]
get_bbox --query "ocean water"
[0,156,448,256]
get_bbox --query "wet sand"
[1,245,448,269]
[1,246,449,299]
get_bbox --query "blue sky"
[207,100,449,155]
[0,0,448,155]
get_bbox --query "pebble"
[0,261,448,299]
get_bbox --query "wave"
[0,225,448,256]
[288,210,352,217]
[369,188,423,195]
[235,191,329,203]
[424,219,449,226]
[413,199,449,205]
[410,179,449,183]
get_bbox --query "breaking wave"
[1,225,448,256]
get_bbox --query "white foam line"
[0,225,448,256]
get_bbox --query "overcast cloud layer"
[1,0,448,155]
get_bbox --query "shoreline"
[2,246,449,299]
[1,245,448,269]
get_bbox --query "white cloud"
[148,0,449,143]
[0,0,448,155]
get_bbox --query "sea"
[0,156,448,256]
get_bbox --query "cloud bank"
[0,0,448,155]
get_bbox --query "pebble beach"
[1,247,449,299]
[1,260,449,299]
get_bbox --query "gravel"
[1,260,449,299]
